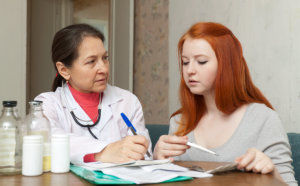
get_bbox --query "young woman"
[35,24,151,164]
[153,22,296,185]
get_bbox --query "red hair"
[173,22,273,136]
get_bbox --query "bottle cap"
[29,100,43,106]
[3,101,17,107]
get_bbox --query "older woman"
[35,24,151,164]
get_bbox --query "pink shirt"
[68,84,100,123]
[68,84,99,162]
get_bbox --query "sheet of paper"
[125,159,171,167]
[102,166,178,184]
[74,159,171,171]
[73,161,134,171]
[141,163,212,178]
[141,163,189,172]
[205,162,237,174]
[174,170,212,178]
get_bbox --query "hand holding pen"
[153,135,218,160]
[121,113,151,158]
[94,114,151,163]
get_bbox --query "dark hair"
[51,23,105,91]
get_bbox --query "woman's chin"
[93,84,107,93]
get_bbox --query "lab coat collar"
[99,84,123,130]
[61,83,93,124]
[60,83,123,109]
[59,83,123,133]
[102,84,123,107]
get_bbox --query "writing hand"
[95,135,149,163]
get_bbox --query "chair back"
[287,133,300,183]
[146,124,169,151]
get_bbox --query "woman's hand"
[153,135,190,160]
[235,148,275,174]
[95,135,149,163]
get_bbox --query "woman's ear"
[56,62,70,81]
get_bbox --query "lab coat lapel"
[63,84,92,125]
[98,84,122,131]
[98,104,112,132]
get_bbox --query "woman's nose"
[187,62,195,74]
[96,60,109,73]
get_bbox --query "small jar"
[51,134,70,173]
[22,135,43,176]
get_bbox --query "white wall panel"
[0,0,27,117]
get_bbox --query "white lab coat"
[35,83,152,164]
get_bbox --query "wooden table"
[0,161,287,186]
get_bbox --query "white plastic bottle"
[25,101,51,172]
[51,134,70,173]
[22,135,43,176]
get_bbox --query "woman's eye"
[86,60,95,64]
[182,61,189,65]
[198,61,208,65]
[103,55,109,61]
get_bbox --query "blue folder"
[70,164,193,185]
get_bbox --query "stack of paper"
[74,160,211,184]
[75,159,172,170]
[73,160,213,184]
[102,166,179,184]
[101,163,212,184]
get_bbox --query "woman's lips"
[188,80,199,86]
[95,78,106,83]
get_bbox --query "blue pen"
[121,113,151,158]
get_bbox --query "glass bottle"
[0,101,22,175]
[12,101,27,149]
[25,101,51,172]
[13,105,21,121]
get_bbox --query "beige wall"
[73,0,109,20]
[134,0,169,124]
[29,0,57,101]
[0,0,27,117]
